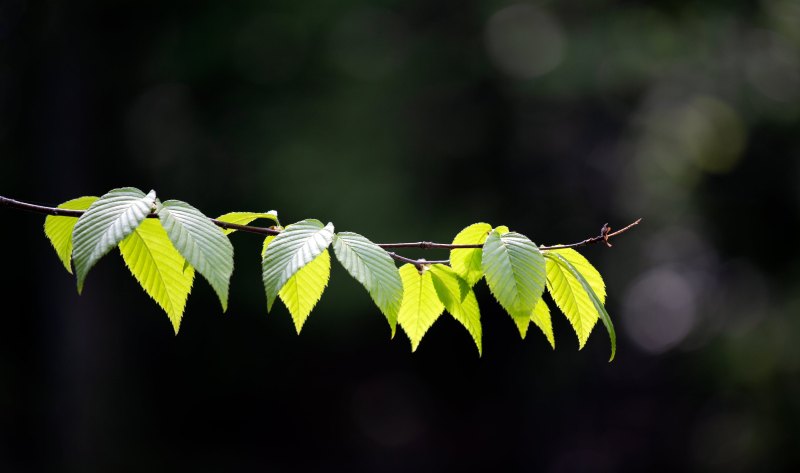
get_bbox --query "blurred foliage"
[1,0,799,471]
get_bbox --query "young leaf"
[158,200,235,311]
[332,232,403,336]
[278,249,331,334]
[481,230,546,337]
[545,248,606,303]
[262,235,275,257]
[397,264,445,352]
[531,298,555,349]
[546,252,616,361]
[216,211,280,235]
[72,187,157,293]
[513,316,530,339]
[118,219,195,334]
[449,223,492,287]
[543,252,599,350]
[429,264,482,356]
[262,219,335,312]
[44,196,98,273]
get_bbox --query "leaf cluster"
[43,187,616,359]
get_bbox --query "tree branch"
[0,195,641,267]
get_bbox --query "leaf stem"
[0,195,640,267]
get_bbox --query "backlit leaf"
[44,196,98,273]
[547,252,616,361]
[544,252,598,350]
[545,248,606,303]
[72,188,156,293]
[158,200,235,311]
[449,222,492,287]
[278,249,331,334]
[262,219,335,312]
[429,264,482,356]
[333,232,403,336]
[481,230,546,337]
[397,264,444,352]
[531,298,555,349]
[119,219,195,333]
[216,211,280,235]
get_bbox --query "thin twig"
[539,218,642,251]
[0,195,641,267]
[387,252,449,268]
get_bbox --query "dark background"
[2,0,800,471]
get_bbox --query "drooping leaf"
[547,252,616,361]
[543,252,599,350]
[397,264,445,351]
[429,264,482,356]
[158,200,234,311]
[531,298,555,349]
[262,219,335,312]
[481,230,546,337]
[215,211,280,235]
[72,188,157,293]
[449,223,492,287]
[118,219,195,333]
[545,248,606,303]
[332,231,403,336]
[44,196,98,273]
[278,249,331,334]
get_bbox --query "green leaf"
[278,249,331,334]
[397,264,445,352]
[544,248,606,303]
[481,230,546,337]
[44,196,98,273]
[118,219,195,334]
[429,264,482,356]
[531,298,555,349]
[513,316,530,339]
[261,235,275,257]
[216,211,280,235]
[546,252,616,361]
[543,252,598,350]
[332,232,403,336]
[262,219,335,312]
[449,223,492,287]
[158,200,234,311]
[72,187,157,293]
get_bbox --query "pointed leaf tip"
[279,249,331,334]
[430,264,482,356]
[531,298,555,349]
[119,218,195,334]
[397,264,444,351]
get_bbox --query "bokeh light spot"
[485,4,565,79]
[623,268,697,354]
